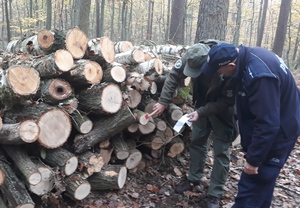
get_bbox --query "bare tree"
[272,0,291,57]
[146,0,154,40]
[232,0,242,46]
[169,0,186,44]
[46,0,52,30]
[4,0,11,42]
[195,0,229,43]
[256,0,268,47]
[77,0,91,36]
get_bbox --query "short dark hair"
[26,41,33,45]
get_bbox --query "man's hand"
[149,103,166,117]
[187,111,199,122]
[244,161,258,175]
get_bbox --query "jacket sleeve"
[159,59,187,105]
[196,76,236,117]
[244,77,281,167]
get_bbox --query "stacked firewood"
[0,27,192,207]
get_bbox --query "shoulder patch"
[226,90,233,97]
[174,59,182,69]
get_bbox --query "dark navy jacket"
[235,45,300,167]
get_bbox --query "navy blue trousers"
[232,141,296,208]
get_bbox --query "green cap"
[183,43,210,78]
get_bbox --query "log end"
[38,109,72,148]
[7,66,40,96]
[101,84,123,114]
[74,182,91,200]
[37,29,54,49]
[125,150,142,170]
[118,166,127,189]
[133,49,145,63]
[66,27,88,59]
[64,156,78,176]
[54,50,74,72]
[28,172,42,186]
[19,120,40,143]
[80,120,93,134]
[48,79,73,101]
[84,61,103,84]
[111,66,126,83]
[100,37,116,63]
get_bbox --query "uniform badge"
[226,90,233,97]
[174,60,182,69]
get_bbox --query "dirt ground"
[34,69,300,208]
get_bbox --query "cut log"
[171,85,191,105]
[154,118,167,131]
[139,132,164,150]
[123,89,142,109]
[138,117,156,134]
[134,58,163,75]
[0,167,4,186]
[86,37,116,64]
[143,50,160,61]
[151,148,163,159]
[166,136,185,157]
[114,41,133,53]
[65,27,88,59]
[110,135,130,160]
[68,60,103,85]
[142,44,185,55]
[114,48,144,65]
[73,105,136,153]
[78,83,123,115]
[166,103,184,126]
[32,49,74,78]
[37,29,67,54]
[99,147,114,165]
[0,152,35,208]
[125,148,142,170]
[101,64,126,83]
[41,147,78,176]
[126,122,139,133]
[3,103,72,149]
[156,126,174,144]
[88,165,127,190]
[0,120,39,144]
[99,139,110,149]
[3,145,42,185]
[36,78,73,105]
[70,110,93,134]
[0,117,2,130]
[29,159,54,196]
[138,97,157,114]
[132,109,149,125]
[64,172,91,200]
[0,66,40,110]
[78,151,105,176]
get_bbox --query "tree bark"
[70,110,93,134]
[110,135,130,160]
[114,41,133,53]
[64,172,91,200]
[114,48,145,65]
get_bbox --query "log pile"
[0,27,193,207]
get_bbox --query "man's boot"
[175,180,199,194]
[207,195,220,208]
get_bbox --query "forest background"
[0,0,299,69]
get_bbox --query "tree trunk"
[125,148,142,170]
[134,58,163,75]
[114,41,133,53]
[101,63,126,83]
[88,164,127,190]
[114,48,145,65]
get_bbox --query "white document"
[173,114,192,133]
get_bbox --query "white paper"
[173,114,192,133]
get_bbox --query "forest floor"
[34,70,300,208]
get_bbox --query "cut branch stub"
[65,27,88,59]
[78,83,123,115]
